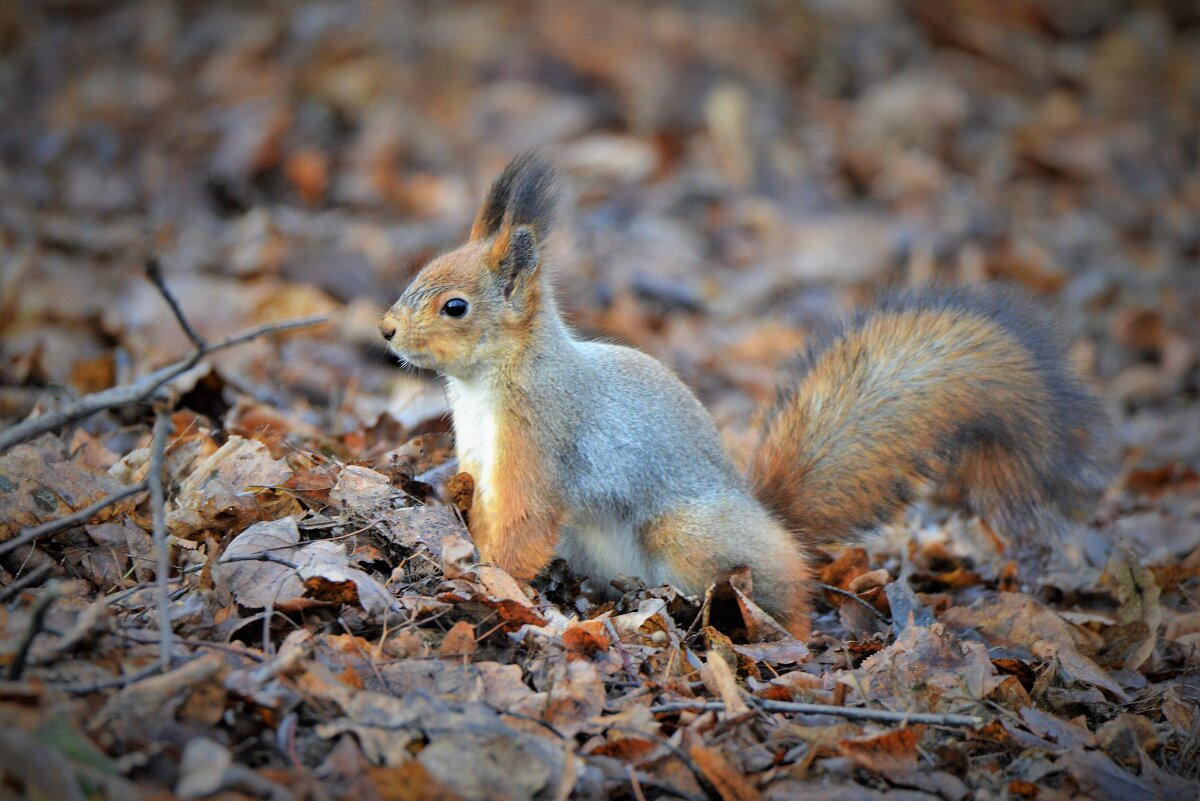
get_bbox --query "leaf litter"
[2,1,1200,800]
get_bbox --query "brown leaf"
[382,504,468,562]
[1019,706,1096,750]
[441,532,478,580]
[819,548,870,595]
[1099,550,1161,670]
[285,149,329,205]
[166,436,294,539]
[439,620,476,658]
[701,647,750,717]
[1031,640,1130,702]
[562,619,611,657]
[837,726,920,775]
[366,761,465,801]
[90,653,226,749]
[731,638,810,667]
[1096,714,1159,767]
[688,743,762,801]
[214,517,308,609]
[844,623,1003,713]
[0,445,138,541]
[941,592,1102,654]
[544,658,606,737]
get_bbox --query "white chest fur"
[446,376,498,499]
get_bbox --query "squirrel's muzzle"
[380,317,397,341]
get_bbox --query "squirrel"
[379,152,1111,638]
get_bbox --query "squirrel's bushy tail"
[748,285,1112,549]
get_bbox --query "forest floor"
[1,2,1199,800]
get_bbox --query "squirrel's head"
[380,152,559,379]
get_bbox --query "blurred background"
[1,0,1198,476]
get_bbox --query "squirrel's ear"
[471,151,558,242]
[491,224,540,300]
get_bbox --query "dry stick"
[648,698,982,728]
[144,258,206,349]
[59,654,198,696]
[149,408,173,674]
[115,626,265,663]
[0,314,327,454]
[0,563,54,603]
[6,581,65,680]
[218,552,301,569]
[0,480,149,559]
[816,582,892,624]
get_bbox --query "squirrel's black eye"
[441,298,469,318]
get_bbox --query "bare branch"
[0,479,149,558]
[0,313,326,453]
[816,582,892,624]
[149,408,173,673]
[6,581,65,681]
[648,698,982,728]
[59,654,199,696]
[217,552,301,570]
[0,563,54,603]
[145,258,206,349]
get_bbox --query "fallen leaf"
[167,436,295,539]
[439,620,476,658]
[837,726,919,775]
[688,742,762,801]
[0,445,139,541]
[1031,640,1130,702]
[1100,550,1161,670]
[942,592,1102,654]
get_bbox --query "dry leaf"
[0,445,138,541]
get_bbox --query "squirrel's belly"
[557,513,662,594]
[446,377,498,499]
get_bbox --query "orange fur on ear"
[487,222,513,269]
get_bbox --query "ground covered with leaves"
[2,1,1199,800]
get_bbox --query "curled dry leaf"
[381,504,468,563]
[941,592,1103,654]
[167,436,294,539]
[544,657,607,737]
[843,623,1003,713]
[1031,640,1131,703]
[317,692,571,800]
[215,517,309,609]
[701,647,750,717]
[1100,550,1162,670]
[688,742,763,801]
[837,726,920,775]
[218,517,398,617]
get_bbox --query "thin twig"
[218,552,301,569]
[0,314,326,453]
[649,698,982,727]
[0,480,149,558]
[7,581,65,680]
[149,408,173,673]
[59,654,198,696]
[816,582,892,624]
[145,258,205,349]
[338,616,392,694]
[628,765,649,801]
[114,626,265,663]
[0,563,54,603]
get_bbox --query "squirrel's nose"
[380,318,397,341]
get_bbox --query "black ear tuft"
[506,152,558,235]
[472,151,559,240]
